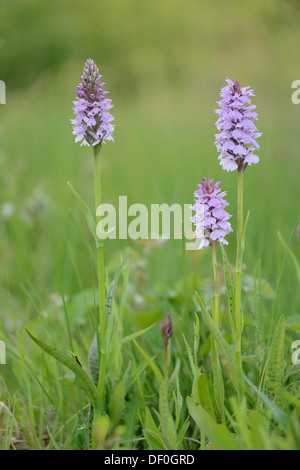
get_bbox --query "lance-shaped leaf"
[187,397,243,450]
[192,372,215,420]
[143,408,168,450]
[26,328,100,405]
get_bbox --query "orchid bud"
[161,313,173,346]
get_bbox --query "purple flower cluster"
[71,58,114,148]
[215,78,261,172]
[191,178,232,249]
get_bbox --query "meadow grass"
[0,0,300,450]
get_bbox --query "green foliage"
[192,373,215,420]
[187,397,243,450]
[1,0,300,451]
[220,244,236,337]
[278,231,300,286]
[88,332,99,387]
[244,375,288,429]
[25,329,100,406]
[67,181,100,247]
[265,315,286,406]
[142,408,168,450]
[108,379,126,429]
[210,337,225,422]
[195,292,244,398]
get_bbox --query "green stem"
[210,242,225,423]
[235,169,243,368]
[181,228,188,329]
[201,431,206,450]
[93,148,107,407]
[211,242,219,327]
[164,343,168,381]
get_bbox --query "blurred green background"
[1,0,300,319]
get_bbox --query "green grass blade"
[119,324,155,345]
[278,231,300,286]
[67,181,100,247]
[133,340,163,383]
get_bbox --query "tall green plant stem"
[93,148,107,405]
[163,343,168,381]
[235,169,243,369]
[211,242,219,327]
[211,241,225,423]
